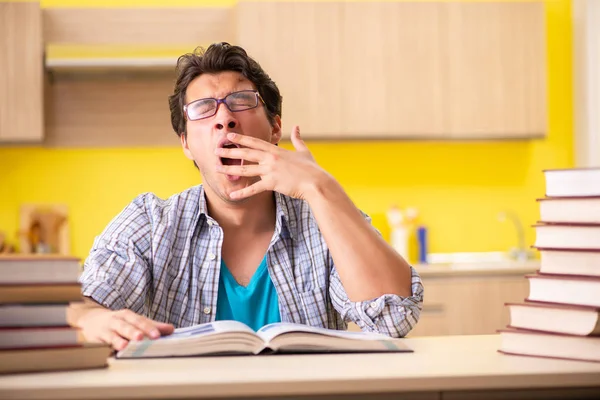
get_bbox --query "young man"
[70,43,424,350]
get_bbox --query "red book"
[0,283,82,305]
[0,344,111,374]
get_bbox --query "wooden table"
[0,335,599,400]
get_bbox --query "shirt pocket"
[298,286,330,328]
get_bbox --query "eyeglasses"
[183,90,264,121]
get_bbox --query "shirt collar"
[274,191,298,241]
[197,185,209,219]
[196,185,297,241]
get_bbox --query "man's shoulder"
[129,185,203,215]
[97,185,202,241]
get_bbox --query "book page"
[163,320,256,341]
[257,322,391,343]
[116,320,261,358]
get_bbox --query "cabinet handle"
[421,304,445,314]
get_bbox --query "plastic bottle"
[417,225,428,264]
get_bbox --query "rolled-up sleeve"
[327,209,424,338]
[79,195,153,314]
[329,265,424,337]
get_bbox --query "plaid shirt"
[80,185,424,337]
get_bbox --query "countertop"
[413,260,540,277]
[0,334,598,399]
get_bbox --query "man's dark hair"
[168,42,282,138]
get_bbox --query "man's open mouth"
[220,142,243,166]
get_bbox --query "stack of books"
[0,255,111,374]
[499,167,600,363]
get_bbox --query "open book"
[116,321,412,358]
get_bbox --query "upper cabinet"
[236,1,547,140]
[0,1,43,143]
[0,1,547,145]
[236,2,346,137]
[443,3,547,138]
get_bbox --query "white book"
[0,255,81,284]
[543,167,600,197]
[506,301,600,336]
[533,223,600,250]
[499,328,600,363]
[117,321,412,358]
[0,304,69,327]
[526,274,600,308]
[535,247,600,277]
[0,327,79,349]
[538,197,600,224]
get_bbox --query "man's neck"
[204,187,277,234]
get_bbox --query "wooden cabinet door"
[236,1,344,138]
[409,274,530,337]
[235,1,546,140]
[442,2,547,138]
[236,1,445,139]
[0,1,43,143]
[339,2,445,138]
[406,279,451,337]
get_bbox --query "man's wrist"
[67,301,110,327]
[303,169,338,204]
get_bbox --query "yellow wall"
[0,0,573,261]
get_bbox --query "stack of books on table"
[0,255,111,374]
[499,167,600,363]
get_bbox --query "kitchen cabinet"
[236,2,345,137]
[236,1,546,140]
[0,1,44,143]
[406,265,533,337]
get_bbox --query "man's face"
[180,71,281,203]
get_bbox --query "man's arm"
[304,177,412,301]
[214,127,423,336]
[216,127,414,301]
[75,194,176,350]
[68,298,174,351]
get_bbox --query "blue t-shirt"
[215,255,281,331]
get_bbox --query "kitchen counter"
[413,260,539,277]
[0,334,598,400]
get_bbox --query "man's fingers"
[117,310,161,339]
[117,310,174,338]
[214,147,263,163]
[110,316,145,341]
[290,126,307,151]
[230,180,269,200]
[216,164,263,177]
[100,330,128,351]
[227,132,274,152]
[155,322,175,335]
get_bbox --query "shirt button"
[370,302,378,309]
[207,220,213,226]
[208,253,216,260]
[203,307,211,314]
